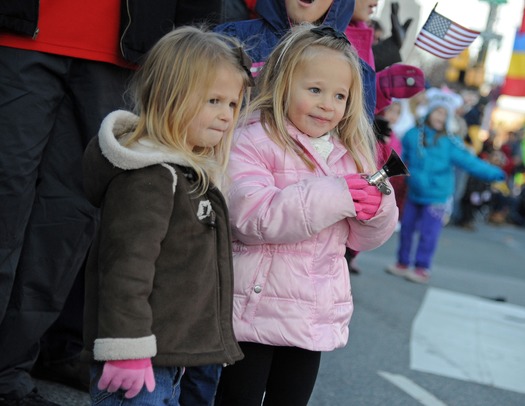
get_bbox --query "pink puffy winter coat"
[227,121,398,352]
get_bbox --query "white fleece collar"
[98,110,190,170]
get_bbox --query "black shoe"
[31,358,90,393]
[349,264,361,274]
[348,258,361,275]
[0,389,62,406]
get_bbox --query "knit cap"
[424,87,463,131]
[425,87,463,118]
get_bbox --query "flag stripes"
[415,10,480,59]
[501,28,525,97]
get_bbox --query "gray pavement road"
[36,380,89,406]
[35,221,525,405]
[310,221,525,406]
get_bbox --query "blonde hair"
[245,23,376,172]
[125,26,252,193]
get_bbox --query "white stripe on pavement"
[410,288,525,394]
[378,371,447,406]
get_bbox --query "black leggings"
[215,342,321,406]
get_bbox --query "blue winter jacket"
[214,0,376,120]
[402,124,505,205]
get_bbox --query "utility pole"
[477,0,506,65]
[459,0,507,87]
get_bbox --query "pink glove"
[344,174,382,220]
[375,64,425,113]
[98,358,156,399]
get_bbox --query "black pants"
[215,342,321,406]
[37,264,86,366]
[0,46,130,398]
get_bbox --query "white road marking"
[378,370,447,406]
[410,288,525,394]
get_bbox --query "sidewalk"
[36,379,89,406]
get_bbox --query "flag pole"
[405,2,438,64]
[404,42,417,64]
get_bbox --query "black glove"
[390,2,412,49]
[372,2,413,72]
[373,116,392,144]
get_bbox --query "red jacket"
[0,0,133,68]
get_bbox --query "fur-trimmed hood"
[83,110,190,207]
[98,110,190,170]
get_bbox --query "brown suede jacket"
[81,110,243,367]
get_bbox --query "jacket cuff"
[94,335,157,361]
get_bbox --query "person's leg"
[488,191,509,224]
[0,47,69,399]
[32,264,90,391]
[215,342,274,406]
[34,58,130,390]
[460,193,476,226]
[397,200,420,266]
[263,346,321,406]
[179,364,222,406]
[0,53,130,399]
[38,267,85,364]
[451,169,469,224]
[391,176,407,218]
[0,79,89,398]
[508,189,525,225]
[414,204,446,269]
[345,248,361,274]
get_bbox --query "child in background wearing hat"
[386,91,506,284]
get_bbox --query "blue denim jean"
[89,364,184,405]
[179,364,222,406]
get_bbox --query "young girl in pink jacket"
[215,24,398,406]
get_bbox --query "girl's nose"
[220,107,234,123]
[319,96,335,111]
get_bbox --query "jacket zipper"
[211,207,228,361]
[32,0,41,39]
[210,194,236,364]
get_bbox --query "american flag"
[415,10,480,59]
